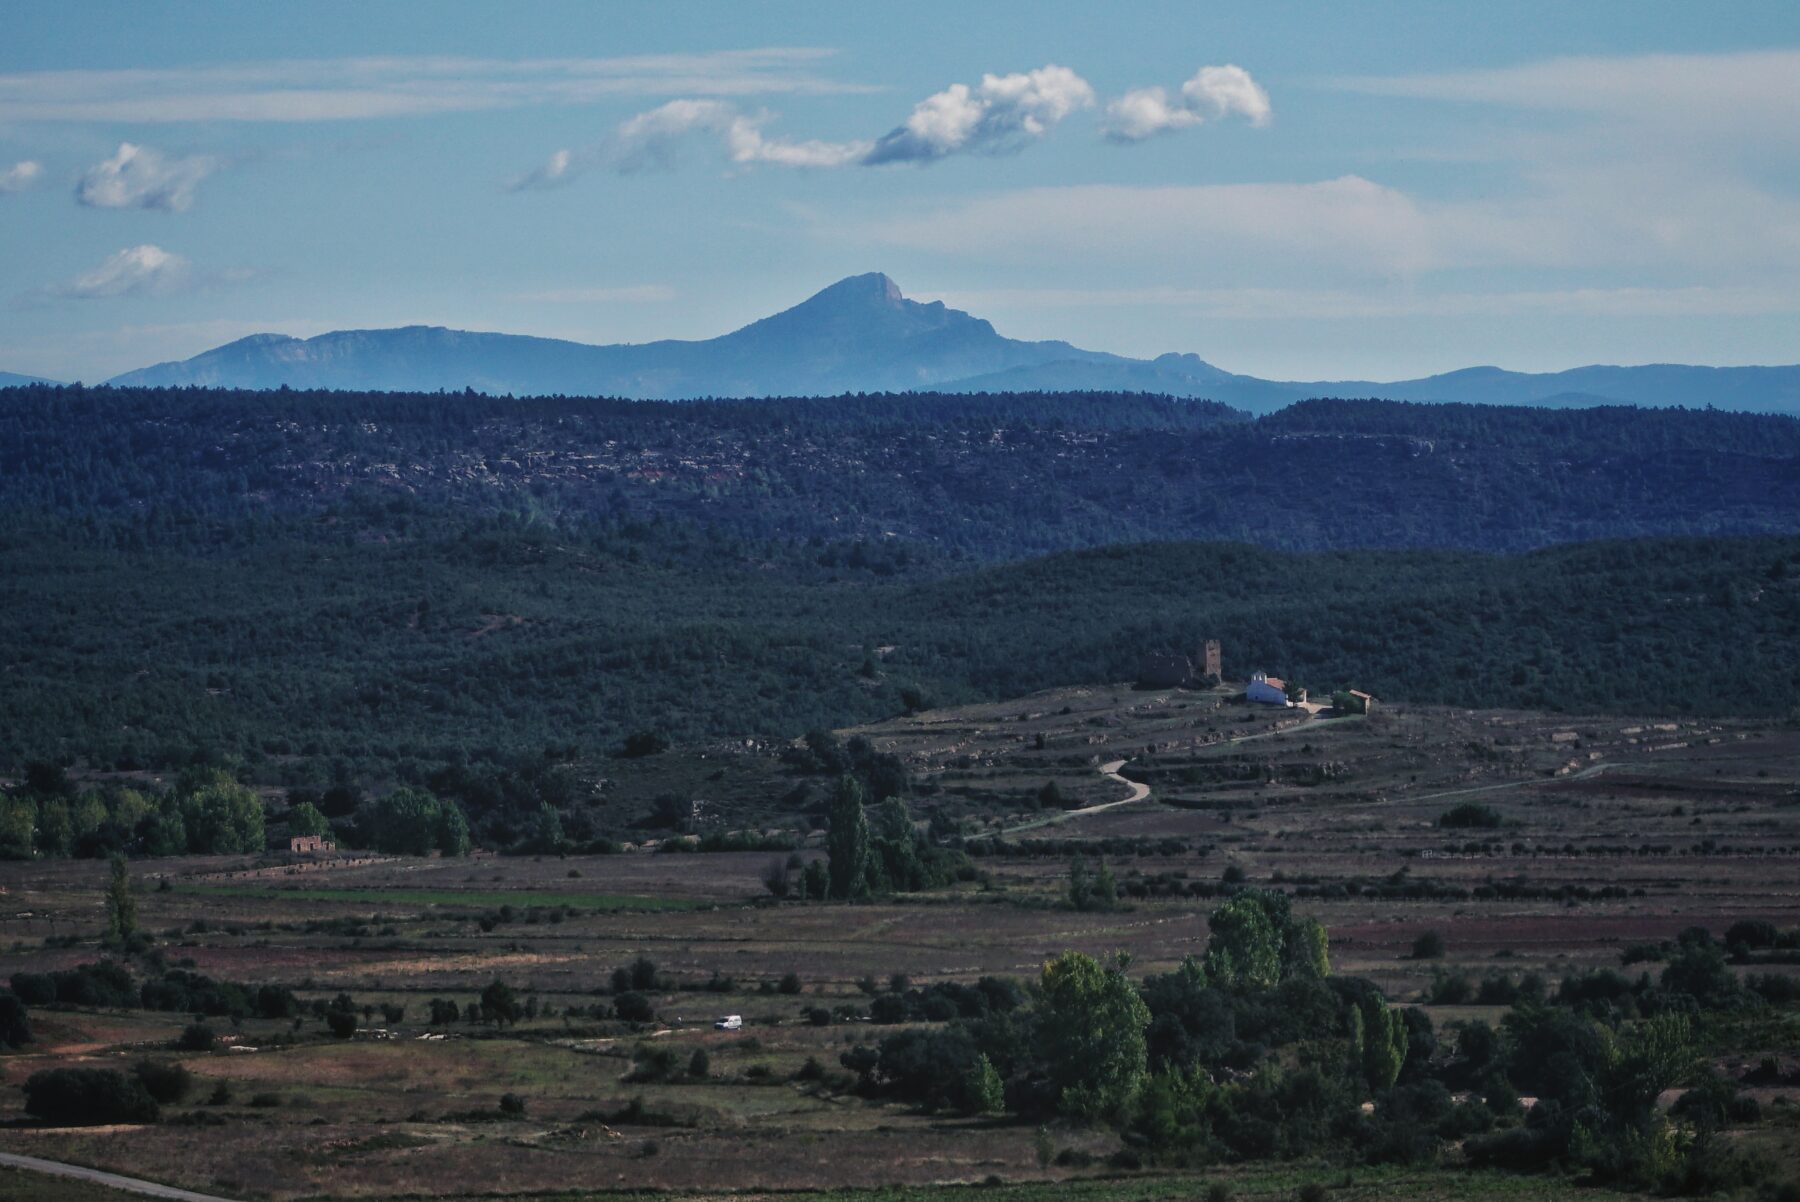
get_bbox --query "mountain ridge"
[97,273,1800,415]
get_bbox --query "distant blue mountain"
[0,370,59,386]
[101,273,1800,415]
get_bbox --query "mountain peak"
[803,272,905,309]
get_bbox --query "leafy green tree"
[966,1052,1005,1116]
[286,801,329,838]
[104,854,137,942]
[1204,894,1284,988]
[1093,859,1119,910]
[181,773,264,854]
[826,776,870,900]
[1355,996,1408,1091]
[437,797,471,856]
[0,798,36,859]
[1037,950,1150,1121]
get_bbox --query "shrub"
[0,990,31,1047]
[1411,931,1446,960]
[24,1068,160,1125]
[133,1059,192,1104]
[325,1010,358,1038]
[687,1049,710,1078]
[1439,803,1502,829]
[778,972,803,995]
[498,1093,527,1116]
[249,1092,282,1108]
[175,1022,215,1052]
[614,991,655,1023]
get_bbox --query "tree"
[826,776,870,900]
[1067,853,1092,911]
[1204,891,1330,987]
[1411,931,1446,960]
[287,801,329,838]
[481,979,521,1026]
[966,1052,1005,1116]
[1204,894,1283,988]
[1355,997,1408,1091]
[24,1067,160,1124]
[180,773,265,854]
[1037,951,1150,1121]
[104,854,137,943]
[0,989,32,1048]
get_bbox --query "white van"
[714,1014,743,1030]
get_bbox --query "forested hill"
[0,522,1796,783]
[4,385,1800,558]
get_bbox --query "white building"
[1247,671,1293,706]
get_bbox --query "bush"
[24,1068,160,1125]
[249,1092,282,1108]
[175,1022,215,1052]
[325,1010,358,1038]
[0,989,31,1047]
[1411,931,1446,960]
[1439,803,1502,829]
[614,991,655,1023]
[688,1049,710,1078]
[133,1059,192,1104]
[499,1093,527,1116]
[778,972,803,995]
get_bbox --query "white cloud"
[864,65,1094,164]
[52,244,192,299]
[515,63,1097,187]
[1103,64,1270,141]
[0,159,42,193]
[76,143,219,211]
[0,49,871,123]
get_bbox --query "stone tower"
[1202,639,1222,679]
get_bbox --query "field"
[2,681,1798,1201]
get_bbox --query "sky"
[4,0,1800,383]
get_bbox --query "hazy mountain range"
[10,273,1800,414]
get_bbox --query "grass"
[0,1166,156,1202]
[172,884,715,912]
[355,1164,1653,1202]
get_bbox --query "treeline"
[1,521,1796,783]
[838,896,1789,1195]
[4,385,1799,558]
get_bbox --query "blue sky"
[4,0,1799,382]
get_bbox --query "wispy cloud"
[0,159,42,193]
[46,244,192,299]
[513,63,1103,188]
[77,143,219,211]
[510,97,871,188]
[0,49,872,123]
[1103,65,1270,142]
[21,244,261,305]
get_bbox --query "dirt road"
[0,1152,243,1202]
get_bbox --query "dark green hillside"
[4,386,1799,556]
[1,517,1794,785]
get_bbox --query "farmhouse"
[289,834,336,853]
[1247,671,1297,707]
